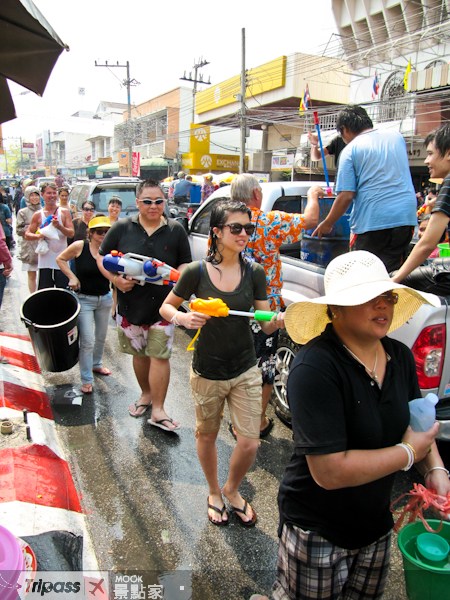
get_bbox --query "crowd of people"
[4,108,450,599]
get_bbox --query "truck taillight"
[411,324,446,389]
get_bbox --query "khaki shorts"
[117,317,174,359]
[190,364,262,439]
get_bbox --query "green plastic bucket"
[397,520,450,600]
[438,243,450,257]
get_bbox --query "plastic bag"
[36,238,49,255]
[39,222,60,240]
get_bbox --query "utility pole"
[239,28,247,174]
[19,137,24,175]
[47,129,53,175]
[180,58,211,124]
[95,60,139,176]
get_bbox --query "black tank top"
[76,241,110,296]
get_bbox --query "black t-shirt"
[278,324,420,549]
[173,259,267,379]
[431,173,450,226]
[76,241,110,296]
[100,215,192,325]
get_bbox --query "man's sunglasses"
[223,223,256,235]
[139,199,164,206]
[93,229,109,235]
[82,207,95,212]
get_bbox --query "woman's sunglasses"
[223,223,256,235]
[93,229,109,235]
[365,292,399,306]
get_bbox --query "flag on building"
[299,84,311,113]
[403,59,412,90]
[372,71,380,99]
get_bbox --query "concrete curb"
[0,332,98,571]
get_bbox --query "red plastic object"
[0,445,82,513]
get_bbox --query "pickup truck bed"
[185,181,450,441]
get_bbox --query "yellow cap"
[88,216,111,230]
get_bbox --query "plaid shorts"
[271,523,391,600]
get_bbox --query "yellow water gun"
[186,297,277,350]
[189,297,276,321]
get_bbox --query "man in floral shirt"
[230,174,323,437]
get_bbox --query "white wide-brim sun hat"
[285,250,441,345]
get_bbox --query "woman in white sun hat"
[252,250,450,600]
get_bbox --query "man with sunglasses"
[97,179,191,430]
[230,174,322,439]
[313,104,417,273]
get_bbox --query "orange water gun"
[186,297,277,350]
[189,297,276,321]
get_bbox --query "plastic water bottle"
[408,393,439,432]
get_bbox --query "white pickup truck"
[185,181,450,441]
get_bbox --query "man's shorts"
[190,364,262,438]
[251,319,279,385]
[116,315,174,359]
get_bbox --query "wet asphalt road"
[4,247,448,600]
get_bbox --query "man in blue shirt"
[173,171,194,204]
[313,105,417,272]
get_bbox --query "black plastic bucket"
[20,288,81,372]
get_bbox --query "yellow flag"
[403,59,412,91]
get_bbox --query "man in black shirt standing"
[98,179,192,429]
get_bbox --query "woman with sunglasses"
[69,200,96,243]
[160,200,284,527]
[250,251,449,600]
[56,216,113,394]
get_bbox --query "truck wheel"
[272,330,301,427]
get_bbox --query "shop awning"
[96,162,119,173]
[96,157,171,173]
[141,157,171,169]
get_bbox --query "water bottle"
[408,393,439,432]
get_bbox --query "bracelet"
[424,466,450,479]
[403,441,417,462]
[171,313,181,326]
[396,443,415,471]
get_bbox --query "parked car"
[68,177,142,218]
[185,182,450,440]
[34,176,56,189]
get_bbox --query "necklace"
[343,344,380,387]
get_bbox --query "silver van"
[69,177,141,218]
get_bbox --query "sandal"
[93,367,112,376]
[207,497,229,526]
[230,499,257,528]
[260,417,274,438]
[81,383,93,394]
[128,402,151,418]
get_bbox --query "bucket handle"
[21,317,39,332]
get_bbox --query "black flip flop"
[207,497,229,526]
[260,418,274,438]
[230,499,257,528]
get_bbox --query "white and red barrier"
[0,332,98,571]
